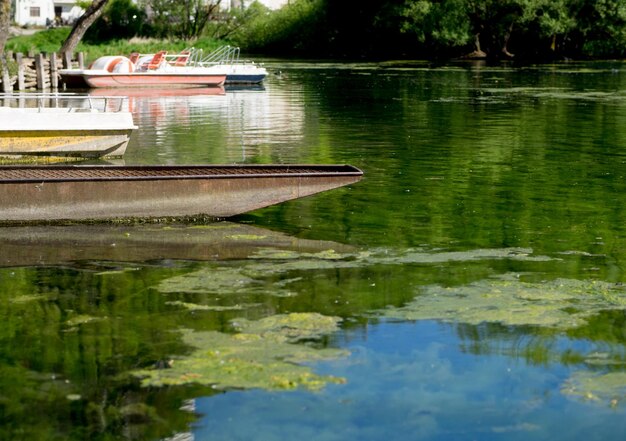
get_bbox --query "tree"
[394,0,576,59]
[60,0,111,55]
[574,0,626,57]
[0,0,10,54]
[397,0,474,55]
[208,1,266,41]
[515,0,575,56]
[144,0,222,39]
[180,0,222,39]
[84,0,147,42]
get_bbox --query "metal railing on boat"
[0,93,128,112]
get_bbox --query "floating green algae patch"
[154,247,553,296]
[562,371,626,407]
[249,246,546,265]
[132,313,348,391]
[480,87,626,102]
[378,274,626,329]
[250,248,347,261]
[225,234,268,241]
[231,312,343,343]
[165,300,247,312]
[65,314,104,327]
[156,265,297,297]
[9,294,48,304]
[242,247,549,277]
[154,248,357,296]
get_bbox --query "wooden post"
[50,52,59,89]
[77,52,85,69]
[35,53,46,90]
[1,57,11,93]
[16,53,25,91]
[63,51,72,69]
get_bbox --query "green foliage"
[7,0,626,59]
[232,0,325,54]
[142,0,221,40]
[6,28,223,63]
[5,27,71,53]
[231,0,626,59]
[576,0,626,57]
[398,0,472,48]
[205,0,267,40]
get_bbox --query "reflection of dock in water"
[0,222,353,267]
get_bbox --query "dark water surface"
[2,61,626,440]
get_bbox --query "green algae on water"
[132,313,348,391]
[65,314,104,327]
[95,267,141,276]
[231,312,343,343]
[378,274,626,329]
[225,234,268,241]
[250,248,347,260]
[165,300,247,312]
[156,266,265,295]
[562,371,626,407]
[154,247,554,297]
[9,294,48,304]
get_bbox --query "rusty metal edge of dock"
[0,164,364,183]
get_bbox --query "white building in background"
[14,0,84,27]
[255,0,289,9]
[227,0,290,11]
[13,0,289,27]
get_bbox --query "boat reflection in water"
[0,222,353,268]
[88,86,226,98]
[88,80,307,163]
[88,86,226,113]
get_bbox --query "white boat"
[59,53,227,89]
[0,93,136,160]
[192,46,268,84]
[60,47,266,88]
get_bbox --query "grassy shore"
[6,28,226,63]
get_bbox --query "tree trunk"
[0,0,11,55]
[60,0,110,55]
[465,32,487,59]
[502,22,515,58]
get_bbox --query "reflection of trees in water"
[454,310,626,406]
[0,223,355,439]
[455,315,626,365]
[0,265,202,440]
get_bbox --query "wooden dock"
[0,51,86,92]
[0,164,364,222]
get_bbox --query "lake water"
[2,60,626,440]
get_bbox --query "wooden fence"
[0,51,86,92]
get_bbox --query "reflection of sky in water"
[192,321,626,441]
